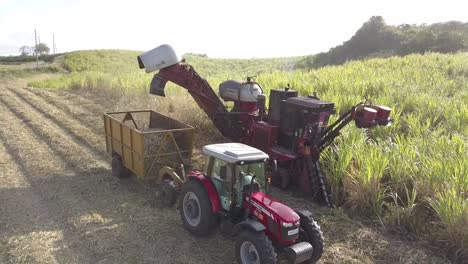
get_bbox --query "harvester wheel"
[179,180,217,236]
[235,230,277,264]
[299,216,324,263]
[158,180,177,207]
[111,152,130,178]
[272,168,290,190]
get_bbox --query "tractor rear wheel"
[111,152,130,178]
[179,180,217,236]
[235,230,277,264]
[158,180,177,207]
[299,216,324,263]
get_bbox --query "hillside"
[0,54,59,63]
[29,49,303,94]
[297,17,468,68]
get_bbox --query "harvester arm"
[318,103,361,152]
[304,102,391,207]
[318,101,392,152]
[149,62,244,141]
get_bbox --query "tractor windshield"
[237,161,266,191]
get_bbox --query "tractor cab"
[202,143,269,212]
[177,143,324,264]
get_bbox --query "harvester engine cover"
[219,80,263,102]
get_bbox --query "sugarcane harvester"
[138,45,392,207]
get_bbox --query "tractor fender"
[157,166,184,186]
[187,171,221,213]
[295,209,313,219]
[232,219,266,236]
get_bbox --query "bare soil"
[0,77,449,264]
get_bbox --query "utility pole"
[34,29,38,68]
[52,33,56,54]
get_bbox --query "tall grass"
[429,189,468,262]
[0,64,61,79]
[30,50,468,260]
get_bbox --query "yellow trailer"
[103,110,194,182]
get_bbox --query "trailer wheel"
[111,152,130,178]
[235,230,277,264]
[179,180,217,236]
[158,180,177,207]
[299,216,324,263]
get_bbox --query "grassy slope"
[30,50,467,261]
[0,61,61,79]
[30,50,302,93]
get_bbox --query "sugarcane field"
[0,1,467,264]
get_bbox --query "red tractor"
[163,142,323,264]
[138,44,392,207]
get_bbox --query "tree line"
[297,17,468,68]
[0,43,57,63]
[19,43,50,56]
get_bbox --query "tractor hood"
[250,192,300,223]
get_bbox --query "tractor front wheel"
[158,180,178,207]
[235,230,277,264]
[179,180,217,236]
[299,216,324,263]
[111,152,130,178]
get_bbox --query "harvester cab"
[177,143,324,264]
[267,91,336,156]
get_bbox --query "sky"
[0,0,467,58]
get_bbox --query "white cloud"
[0,0,12,7]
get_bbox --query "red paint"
[244,191,300,244]
[270,148,297,161]
[187,170,221,213]
[250,121,279,153]
[252,192,299,223]
[376,105,391,121]
[237,101,258,124]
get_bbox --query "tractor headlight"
[281,221,293,228]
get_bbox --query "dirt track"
[0,77,448,264]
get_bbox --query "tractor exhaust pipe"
[285,242,314,264]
